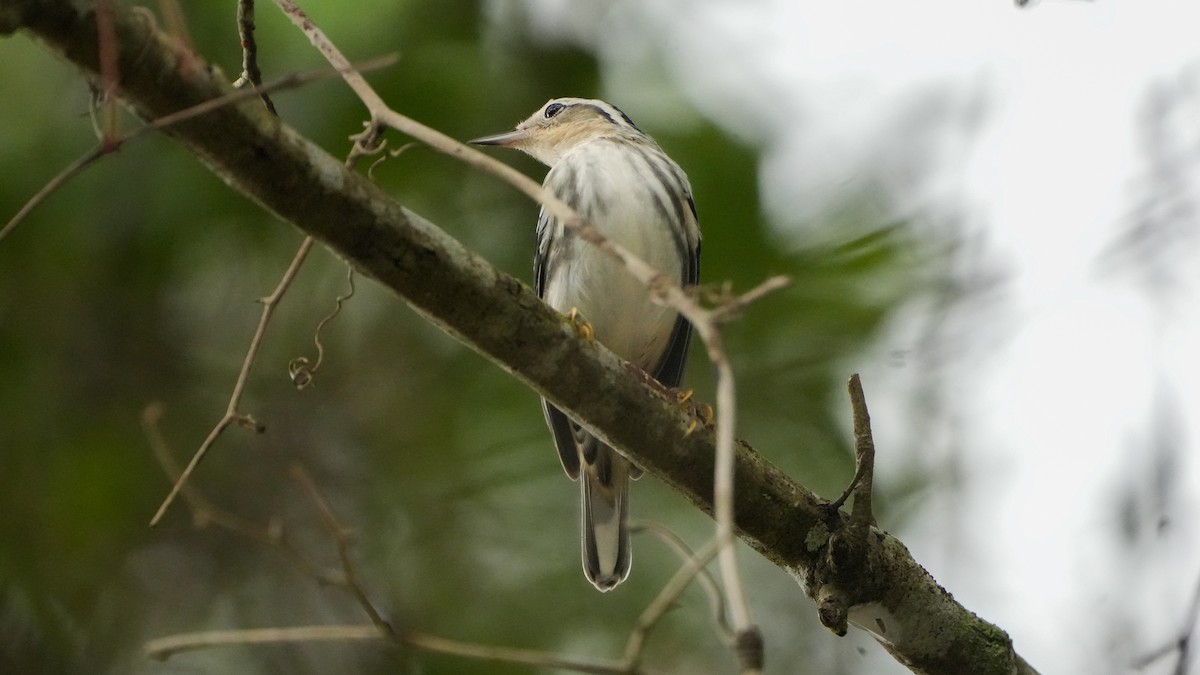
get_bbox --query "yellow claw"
[567,307,595,342]
[680,396,712,437]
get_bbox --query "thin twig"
[624,523,731,670]
[829,374,877,526]
[144,53,395,132]
[150,237,314,526]
[93,0,120,144]
[232,0,278,114]
[814,375,880,639]
[145,622,659,674]
[633,522,734,644]
[157,0,198,79]
[142,404,344,585]
[696,320,763,674]
[288,464,395,635]
[0,148,106,244]
[145,625,384,660]
[710,276,791,324]
[0,55,397,246]
[404,631,657,675]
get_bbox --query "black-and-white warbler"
[472,98,701,591]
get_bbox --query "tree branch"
[0,1,1037,672]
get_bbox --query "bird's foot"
[566,307,595,343]
[676,389,714,437]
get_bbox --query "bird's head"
[470,98,646,166]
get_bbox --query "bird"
[471,98,701,591]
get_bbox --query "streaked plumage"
[471,98,701,591]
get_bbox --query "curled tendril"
[288,267,356,390]
[367,141,421,180]
[289,356,314,389]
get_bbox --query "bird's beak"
[468,129,528,147]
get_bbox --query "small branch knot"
[816,585,849,637]
[235,413,265,434]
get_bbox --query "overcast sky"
[514,0,1200,672]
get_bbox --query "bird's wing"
[652,197,701,388]
[534,207,554,298]
[542,400,581,479]
[635,197,699,480]
[535,207,584,479]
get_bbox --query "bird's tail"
[581,448,631,592]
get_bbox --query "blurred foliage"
[0,1,942,673]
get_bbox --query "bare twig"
[695,311,763,674]
[829,373,877,527]
[146,54,396,131]
[232,0,277,114]
[0,56,397,246]
[633,522,734,645]
[157,0,197,78]
[710,276,791,324]
[623,523,731,670]
[814,375,881,639]
[404,631,657,675]
[150,237,314,526]
[93,0,119,144]
[145,623,659,674]
[0,148,106,244]
[145,624,384,659]
[142,403,344,585]
[288,464,395,635]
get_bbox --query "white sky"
[517,0,1200,672]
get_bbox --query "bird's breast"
[543,144,685,370]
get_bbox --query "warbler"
[471,98,701,591]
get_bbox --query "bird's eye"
[544,102,566,119]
